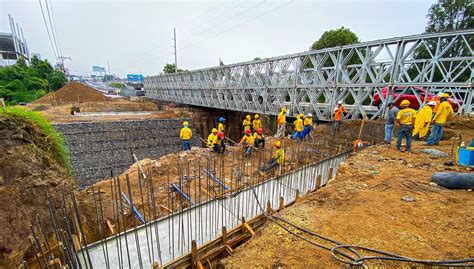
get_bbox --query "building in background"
[0,14,29,67]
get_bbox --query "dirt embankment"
[33,82,108,105]
[223,126,474,268]
[0,113,72,268]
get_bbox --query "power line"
[38,0,58,60]
[179,0,264,45]
[178,0,227,30]
[47,0,62,58]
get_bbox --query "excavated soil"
[0,114,72,268]
[223,126,474,268]
[33,82,108,105]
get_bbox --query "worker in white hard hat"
[300,113,315,140]
[331,101,347,135]
[412,101,436,140]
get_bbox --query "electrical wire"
[38,0,58,60]
[248,181,474,268]
[46,0,62,58]
[45,0,61,59]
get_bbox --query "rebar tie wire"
[249,184,474,268]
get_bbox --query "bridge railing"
[145,30,473,120]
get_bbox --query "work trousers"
[396,125,413,151]
[384,123,395,143]
[300,125,313,140]
[260,158,279,172]
[254,139,265,149]
[331,121,341,135]
[276,123,286,138]
[213,142,226,154]
[426,123,444,145]
[182,140,191,151]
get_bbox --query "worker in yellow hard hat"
[254,128,265,150]
[180,121,193,151]
[292,114,304,141]
[300,113,315,140]
[395,100,416,152]
[207,128,218,148]
[413,101,435,140]
[426,93,454,146]
[276,106,287,138]
[252,114,262,131]
[260,141,285,172]
[239,129,254,157]
[243,115,252,132]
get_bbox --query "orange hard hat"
[244,129,251,134]
[257,128,263,134]
[217,132,224,139]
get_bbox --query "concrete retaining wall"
[54,119,198,187]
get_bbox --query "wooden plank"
[160,205,172,214]
[316,175,322,189]
[191,240,198,269]
[106,219,115,235]
[279,196,285,211]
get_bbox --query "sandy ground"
[223,130,474,268]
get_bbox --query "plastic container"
[457,147,474,167]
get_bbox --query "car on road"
[372,86,462,112]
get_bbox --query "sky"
[0,0,435,77]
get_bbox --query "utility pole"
[173,28,178,73]
[107,61,111,82]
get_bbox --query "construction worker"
[253,114,262,131]
[207,128,218,148]
[395,100,416,152]
[331,101,347,135]
[243,115,252,132]
[213,132,226,154]
[300,113,314,140]
[260,141,284,172]
[412,101,436,140]
[292,114,304,141]
[276,106,287,138]
[218,117,225,134]
[240,129,254,156]
[384,102,399,144]
[426,94,454,146]
[179,121,193,151]
[254,128,265,149]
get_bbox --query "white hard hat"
[427,101,436,106]
[307,113,312,117]
[337,100,343,105]
[333,107,339,112]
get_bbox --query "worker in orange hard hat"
[254,128,265,150]
[243,115,252,132]
[240,129,254,157]
[180,121,192,151]
[252,114,262,132]
[395,100,416,152]
[260,141,284,172]
[213,132,226,154]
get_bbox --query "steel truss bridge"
[145,30,473,120]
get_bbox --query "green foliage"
[0,106,71,175]
[0,56,66,104]
[163,63,186,74]
[411,0,472,82]
[311,27,359,51]
[108,82,125,89]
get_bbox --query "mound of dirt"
[0,113,72,268]
[34,82,108,105]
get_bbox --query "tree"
[425,0,473,33]
[311,27,359,51]
[163,63,186,74]
[411,0,473,82]
[0,57,66,104]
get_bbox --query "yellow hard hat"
[441,93,450,98]
[274,141,282,148]
[254,114,259,119]
[211,128,218,133]
[400,100,410,107]
[298,113,304,119]
[246,115,251,120]
[183,121,189,126]
[281,106,287,113]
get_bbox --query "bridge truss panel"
[145,30,473,120]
